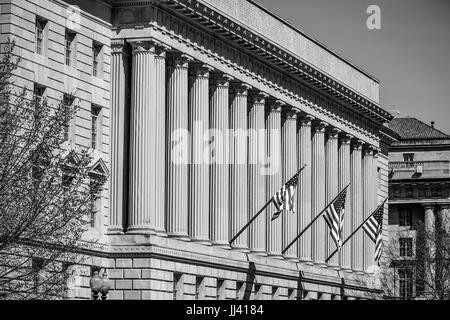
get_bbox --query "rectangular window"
[399,207,412,226]
[254,284,262,299]
[217,279,225,300]
[195,276,204,299]
[236,281,245,300]
[393,188,401,199]
[287,288,295,300]
[271,286,279,300]
[65,29,76,66]
[399,269,413,299]
[32,258,45,293]
[173,273,183,300]
[63,93,75,142]
[92,42,102,76]
[89,181,100,228]
[399,238,413,257]
[91,105,101,149]
[33,83,45,104]
[403,153,415,163]
[35,17,47,54]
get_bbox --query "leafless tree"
[0,40,104,300]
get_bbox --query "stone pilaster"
[229,83,251,250]
[127,40,157,233]
[209,73,233,248]
[266,100,283,258]
[350,139,364,272]
[298,115,314,262]
[166,53,192,239]
[154,44,170,235]
[108,40,129,234]
[423,204,435,294]
[248,91,268,254]
[325,127,341,267]
[362,146,375,272]
[338,134,352,269]
[282,110,298,261]
[311,121,327,264]
[188,64,212,243]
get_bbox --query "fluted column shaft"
[108,40,129,234]
[298,115,313,261]
[282,110,298,260]
[266,101,283,257]
[363,146,375,271]
[229,84,250,250]
[350,139,364,271]
[128,41,156,233]
[339,134,352,269]
[325,128,340,266]
[312,121,327,264]
[210,74,232,247]
[248,92,268,254]
[154,45,168,235]
[166,54,191,238]
[188,65,211,243]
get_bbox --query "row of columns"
[109,40,380,271]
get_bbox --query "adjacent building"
[386,117,450,299]
[1,0,393,299]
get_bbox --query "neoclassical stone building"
[2,0,393,299]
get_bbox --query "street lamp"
[89,269,111,300]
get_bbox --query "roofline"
[247,0,380,84]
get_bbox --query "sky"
[254,0,450,134]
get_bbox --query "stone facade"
[1,0,393,299]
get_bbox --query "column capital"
[422,203,437,211]
[298,114,315,127]
[155,43,171,57]
[283,108,298,120]
[128,39,158,54]
[326,127,341,139]
[210,73,233,87]
[266,99,285,112]
[351,138,364,150]
[249,91,269,105]
[363,144,375,156]
[339,133,353,145]
[111,39,129,56]
[189,63,213,79]
[167,53,194,69]
[230,82,252,96]
[312,120,328,133]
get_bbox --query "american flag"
[323,186,348,250]
[362,200,386,262]
[271,166,305,221]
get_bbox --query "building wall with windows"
[387,117,450,299]
[1,0,394,300]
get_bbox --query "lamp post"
[89,269,111,300]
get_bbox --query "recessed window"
[271,286,279,300]
[173,273,183,300]
[33,83,45,103]
[65,29,76,66]
[35,17,47,55]
[393,188,401,199]
[403,153,414,162]
[91,105,101,150]
[62,93,75,142]
[89,180,101,228]
[195,276,205,299]
[399,269,413,299]
[287,288,295,300]
[254,284,262,299]
[399,238,413,257]
[406,188,414,198]
[32,258,45,293]
[399,208,413,226]
[217,279,225,300]
[92,42,103,77]
[236,281,245,300]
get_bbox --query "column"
[298,115,314,262]
[166,53,192,239]
[339,134,352,269]
[362,145,374,272]
[438,204,450,233]
[229,83,251,250]
[154,44,170,235]
[325,127,340,267]
[108,40,129,234]
[210,74,233,248]
[311,121,327,264]
[423,204,435,295]
[248,91,268,254]
[350,139,364,271]
[188,64,212,243]
[266,100,283,258]
[127,40,156,233]
[282,110,298,261]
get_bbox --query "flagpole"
[325,199,387,263]
[282,184,349,255]
[229,164,307,245]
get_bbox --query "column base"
[267,253,284,260]
[167,232,191,241]
[106,227,124,235]
[231,245,250,253]
[250,249,267,257]
[155,230,168,237]
[126,226,156,235]
[211,242,231,250]
[283,255,299,262]
[191,238,212,246]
